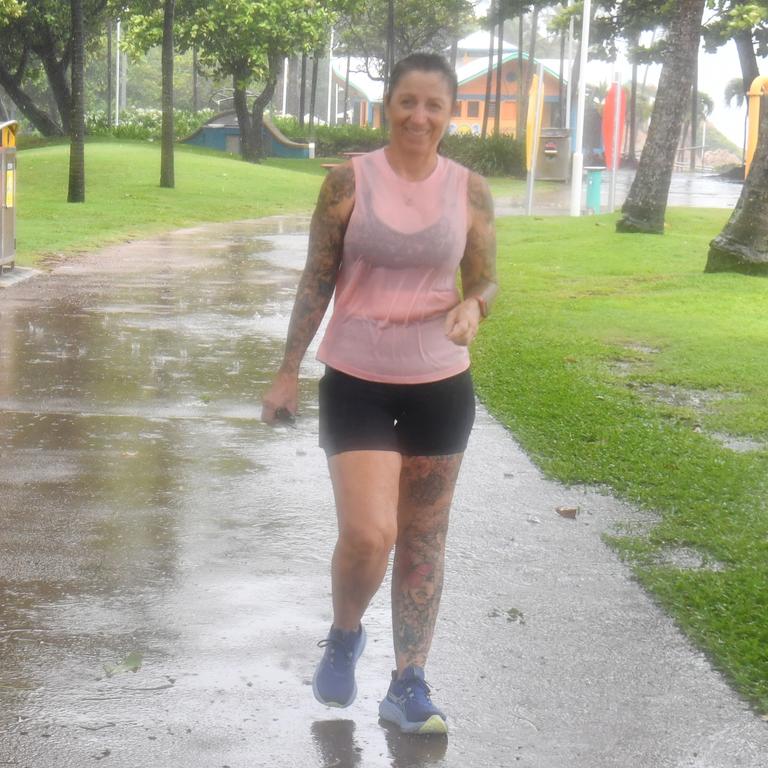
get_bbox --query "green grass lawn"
[473,209,768,712]
[15,140,524,266]
[15,141,330,265]
[12,140,768,713]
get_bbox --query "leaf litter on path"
[104,651,143,678]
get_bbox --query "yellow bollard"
[1,120,19,271]
[745,75,768,179]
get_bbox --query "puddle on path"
[495,169,742,216]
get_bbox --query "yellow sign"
[526,74,541,172]
[1,125,17,148]
[5,168,14,208]
[746,75,768,178]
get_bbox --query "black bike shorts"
[318,366,476,457]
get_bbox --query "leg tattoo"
[392,455,463,672]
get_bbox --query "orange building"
[451,53,564,137]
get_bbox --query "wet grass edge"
[472,210,768,714]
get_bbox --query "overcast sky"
[577,39,747,150]
[469,2,754,151]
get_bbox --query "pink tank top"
[316,148,470,384]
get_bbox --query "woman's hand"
[445,297,483,346]
[261,371,299,424]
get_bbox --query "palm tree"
[160,0,175,189]
[706,93,768,274]
[724,77,746,108]
[67,0,85,203]
[481,1,495,139]
[616,0,706,234]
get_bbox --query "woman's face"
[385,70,454,156]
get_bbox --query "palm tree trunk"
[706,94,768,274]
[616,0,706,234]
[628,59,637,162]
[494,7,504,137]
[481,3,495,139]
[106,19,112,125]
[734,27,759,94]
[160,0,175,189]
[521,3,539,133]
[67,0,85,203]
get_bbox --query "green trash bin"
[0,120,18,272]
[584,165,605,214]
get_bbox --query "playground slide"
[263,117,313,157]
[183,111,312,159]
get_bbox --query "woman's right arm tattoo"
[280,165,354,375]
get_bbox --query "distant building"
[330,32,567,136]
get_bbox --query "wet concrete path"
[495,168,742,215]
[1,217,767,768]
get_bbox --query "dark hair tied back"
[386,53,458,105]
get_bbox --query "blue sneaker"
[378,666,448,734]
[312,624,366,708]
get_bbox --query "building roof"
[454,29,516,55]
[331,41,568,105]
[332,57,385,103]
[456,52,566,88]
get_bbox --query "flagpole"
[569,0,591,216]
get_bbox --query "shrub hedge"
[440,133,526,178]
[272,116,525,177]
[23,107,525,177]
[86,108,216,141]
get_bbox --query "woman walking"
[262,52,497,734]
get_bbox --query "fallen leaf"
[104,651,143,678]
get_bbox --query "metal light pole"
[565,0,574,129]
[569,0,591,217]
[326,29,334,125]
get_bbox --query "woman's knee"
[338,518,397,560]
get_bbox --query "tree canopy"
[0,0,110,134]
[0,0,25,22]
[338,0,475,81]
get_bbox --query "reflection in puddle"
[311,719,363,768]
[380,719,448,767]
[0,218,332,763]
[310,718,448,768]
